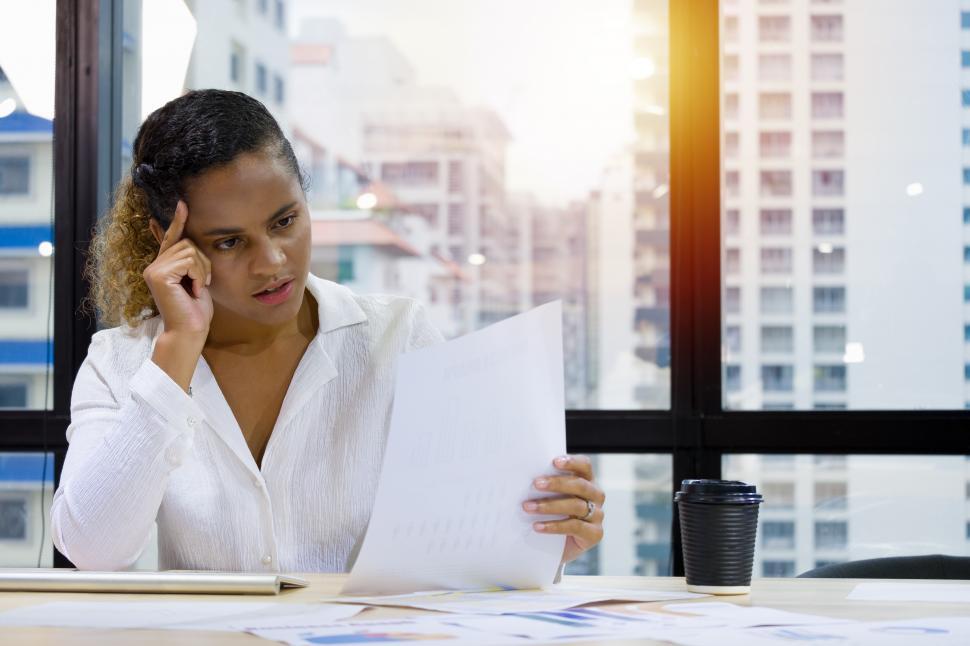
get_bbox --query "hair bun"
[132,162,156,189]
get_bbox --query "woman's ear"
[148,218,165,246]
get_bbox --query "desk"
[1,574,967,644]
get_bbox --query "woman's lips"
[253,279,295,305]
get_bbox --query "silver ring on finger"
[579,499,595,522]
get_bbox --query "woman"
[52,89,604,574]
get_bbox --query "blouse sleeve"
[51,333,205,570]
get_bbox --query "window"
[965,246,970,263]
[965,324,970,342]
[811,53,843,81]
[725,248,741,274]
[258,0,269,14]
[762,482,795,508]
[725,170,740,197]
[964,129,970,147]
[814,365,847,392]
[726,365,742,392]
[963,11,970,29]
[0,382,28,408]
[812,169,844,196]
[273,74,284,104]
[0,157,30,195]
[725,209,740,235]
[761,286,793,314]
[813,286,845,313]
[812,92,844,119]
[725,131,739,158]
[963,51,970,68]
[760,209,791,235]
[229,41,245,84]
[812,131,844,158]
[760,131,790,158]
[964,207,970,224]
[724,54,739,82]
[813,247,845,274]
[762,521,795,549]
[760,247,792,273]
[761,326,793,353]
[725,93,739,119]
[447,160,463,193]
[724,15,739,42]
[759,54,791,82]
[725,286,742,313]
[0,269,29,309]
[815,481,847,510]
[964,89,970,108]
[255,61,267,95]
[812,208,844,234]
[763,560,796,577]
[760,170,792,197]
[274,0,285,30]
[725,325,742,353]
[964,285,970,303]
[760,92,791,119]
[759,16,790,42]
[813,326,845,353]
[964,169,970,186]
[762,364,794,391]
[815,521,848,550]
[810,15,843,42]
[381,161,439,186]
[0,499,27,540]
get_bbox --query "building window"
[965,324,970,342]
[274,0,285,30]
[255,61,267,95]
[761,326,793,353]
[229,42,245,84]
[814,402,846,410]
[725,248,741,275]
[760,131,790,158]
[760,170,792,197]
[761,286,793,314]
[814,247,845,274]
[725,325,741,353]
[815,481,848,510]
[964,207,970,224]
[0,381,29,408]
[725,131,739,158]
[0,269,29,309]
[762,482,795,508]
[763,402,794,410]
[0,157,30,195]
[963,11,970,29]
[762,364,794,391]
[273,74,285,104]
[762,521,795,549]
[381,161,440,186]
[0,498,28,540]
[810,15,843,42]
[965,364,970,381]
[724,54,739,82]
[964,246,970,263]
[258,0,269,14]
[812,92,844,119]
[447,203,464,236]
[815,521,848,550]
[725,170,740,197]
[447,161,464,193]
[963,51,970,68]
[813,286,845,313]
[814,325,846,353]
[964,130,970,147]
[759,53,791,82]
[759,15,790,42]
[813,208,844,234]
[813,170,844,196]
[811,53,843,81]
[725,209,740,235]
[814,365,847,392]
[962,89,970,108]
[760,92,791,119]
[725,365,742,392]
[336,247,354,283]
[762,561,796,577]
[725,286,741,314]
[812,131,844,158]
[724,15,739,42]
[964,285,970,302]
[760,209,792,235]
[725,93,739,120]
[761,247,792,273]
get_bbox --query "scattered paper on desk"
[662,601,854,627]
[253,616,505,645]
[0,601,363,631]
[331,584,704,614]
[848,582,970,603]
[343,302,567,595]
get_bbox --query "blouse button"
[261,554,273,565]
[186,416,196,428]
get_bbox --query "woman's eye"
[215,238,239,251]
[275,214,296,229]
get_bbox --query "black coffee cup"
[674,479,764,594]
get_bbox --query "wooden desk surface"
[1,574,967,644]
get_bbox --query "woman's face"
[180,149,311,330]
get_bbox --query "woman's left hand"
[523,454,605,564]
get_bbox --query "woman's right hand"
[144,201,213,392]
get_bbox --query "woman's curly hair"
[84,89,305,327]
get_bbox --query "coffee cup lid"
[674,479,764,504]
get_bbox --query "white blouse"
[52,274,443,572]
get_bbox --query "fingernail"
[205,274,211,286]
[555,456,569,467]
[534,478,548,489]
[534,522,546,531]
[523,501,538,512]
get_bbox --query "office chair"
[798,554,970,579]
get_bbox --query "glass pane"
[119,0,672,409]
[721,0,970,409]
[0,3,55,410]
[564,454,672,576]
[724,455,970,577]
[0,453,54,566]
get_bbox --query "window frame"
[0,0,966,573]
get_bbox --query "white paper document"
[0,601,363,631]
[662,601,855,627]
[343,302,567,595]
[848,582,970,603]
[330,584,704,614]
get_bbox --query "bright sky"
[290,0,635,207]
